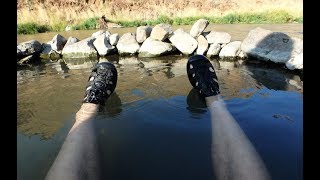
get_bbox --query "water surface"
[17,54,302,180]
[17,23,303,180]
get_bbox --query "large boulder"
[150,24,173,41]
[190,19,209,38]
[116,33,140,55]
[51,34,67,53]
[169,28,198,55]
[138,37,175,57]
[136,26,152,43]
[241,27,303,64]
[93,34,115,56]
[109,33,120,46]
[219,41,242,59]
[62,37,98,59]
[205,31,231,44]
[196,35,209,55]
[206,43,222,58]
[17,40,42,59]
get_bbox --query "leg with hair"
[45,62,117,180]
[187,55,270,180]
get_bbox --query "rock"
[219,41,242,59]
[196,35,209,55]
[92,30,105,38]
[51,34,67,53]
[139,37,175,57]
[169,28,198,55]
[150,24,173,41]
[62,37,98,59]
[238,50,247,59]
[136,26,152,43]
[286,53,303,70]
[40,42,61,60]
[206,43,221,58]
[116,33,140,55]
[241,27,303,64]
[205,31,231,44]
[190,19,209,38]
[17,40,42,59]
[109,33,120,46]
[65,25,71,31]
[93,34,115,56]
[17,54,39,64]
[64,37,80,47]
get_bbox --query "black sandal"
[83,62,118,105]
[186,55,220,97]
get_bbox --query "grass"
[17,10,302,34]
[17,23,51,34]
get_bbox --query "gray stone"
[205,31,231,44]
[92,30,105,38]
[136,26,152,43]
[241,27,303,64]
[51,34,67,53]
[17,40,43,59]
[116,33,140,55]
[190,19,209,38]
[150,24,173,41]
[219,41,242,58]
[139,37,174,57]
[169,28,198,55]
[64,37,80,47]
[93,34,115,56]
[286,53,303,70]
[62,37,98,59]
[109,33,120,46]
[206,43,221,58]
[196,35,209,55]
[40,42,61,60]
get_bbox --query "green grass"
[17,10,302,34]
[72,17,100,30]
[17,23,51,34]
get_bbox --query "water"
[17,24,303,180]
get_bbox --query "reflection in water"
[17,55,303,139]
[186,88,207,110]
[101,92,123,117]
[17,55,303,180]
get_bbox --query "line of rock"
[17,19,303,71]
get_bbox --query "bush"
[17,23,50,34]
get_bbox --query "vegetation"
[17,0,303,34]
[17,23,50,34]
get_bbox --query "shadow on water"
[100,92,123,117]
[241,31,303,91]
[186,88,207,114]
